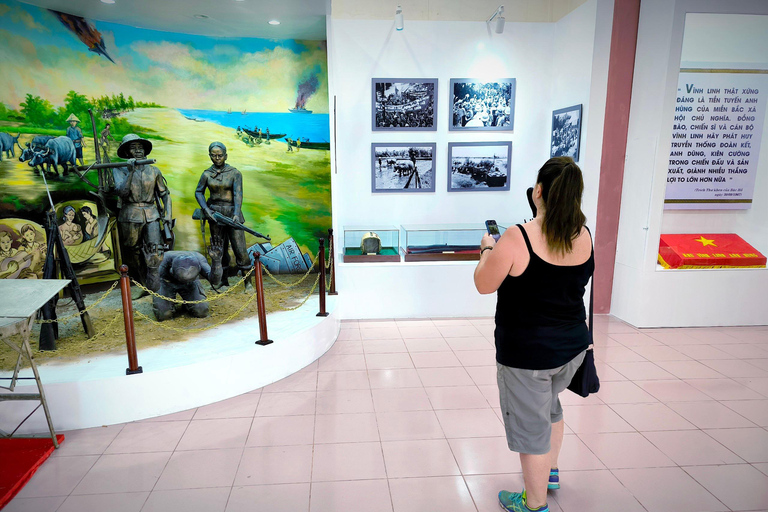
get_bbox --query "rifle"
[154,187,174,249]
[192,208,271,241]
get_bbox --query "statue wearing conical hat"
[112,134,172,288]
[66,113,85,166]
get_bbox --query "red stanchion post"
[317,238,329,317]
[328,228,338,296]
[119,265,142,375]
[253,254,273,345]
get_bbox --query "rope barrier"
[91,311,124,339]
[133,290,260,333]
[275,273,321,311]
[325,263,333,291]
[35,280,119,324]
[129,267,255,305]
[262,250,319,288]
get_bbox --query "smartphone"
[485,220,501,241]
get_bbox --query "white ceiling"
[17,0,587,40]
[18,0,331,39]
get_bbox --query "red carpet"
[0,435,64,510]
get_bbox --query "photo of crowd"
[371,143,436,193]
[450,79,515,131]
[448,142,512,192]
[551,104,582,160]
[372,79,437,131]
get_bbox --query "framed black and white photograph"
[372,78,438,131]
[371,143,436,193]
[447,142,512,192]
[550,104,582,160]
[449,78,516,131]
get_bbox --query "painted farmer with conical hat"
[66,113,85,166]
[112,134,172,286]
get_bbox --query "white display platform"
[0,295,339,434]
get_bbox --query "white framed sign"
[664,70,767,209]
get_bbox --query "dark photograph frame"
[371,143,437,193]
[550,104,582,161]
[372,78,438,131]
[447,141,512,192]
[449,78,516,131]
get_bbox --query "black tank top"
[494,224,594,370]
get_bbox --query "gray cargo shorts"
[496,350,586,455]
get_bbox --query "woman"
[81,206,98,241]
[59,206,83,246]
[474,157,593,512]
[194,142,249,283]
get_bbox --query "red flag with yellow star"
[658,234,766,269]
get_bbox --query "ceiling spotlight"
[268,20,280,25]
[100,0,115,4]
[395,5,404,31]
[194,14,209,19]
[487,5,505,34]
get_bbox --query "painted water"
[178,110,331,143]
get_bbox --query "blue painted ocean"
[177,109,331,143]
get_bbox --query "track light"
[487,5,505,34]
[395,5,404,31]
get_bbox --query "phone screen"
[485,220,500,240]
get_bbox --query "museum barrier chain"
[128,267,255,305]
[325,263,333,291]
[90,310,124,340]
[278,273,321,311]
[35,280,120,324]
[133,291,260,333]
[262,250,320,288]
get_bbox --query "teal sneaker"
[498,489,549,512]
[548,468,560,490]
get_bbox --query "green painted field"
[0,108,332,256]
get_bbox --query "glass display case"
[342,225,401,263]
[400,223,507,262]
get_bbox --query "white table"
[0,279,70,448]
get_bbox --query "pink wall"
[594,0,641,313]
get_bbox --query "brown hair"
[536,156,586,254]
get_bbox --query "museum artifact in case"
[343,225,400,263]
[400,224,506,262]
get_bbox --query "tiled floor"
[6,316,768,512]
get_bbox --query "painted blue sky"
[0,0,328,111]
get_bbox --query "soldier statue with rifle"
[195,141,252,285]
[112,134,173,287]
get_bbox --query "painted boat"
[242,128,285,139]
[289,108,313,114]
[288,139,330,150]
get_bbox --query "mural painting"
[0,0,332,284]
[0,218,46,279]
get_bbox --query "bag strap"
[589,270,594,345]
[585,225,594,347]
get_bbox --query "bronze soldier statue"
[144,238,223,321]
[195,142,249,284]
[113,134,172,286]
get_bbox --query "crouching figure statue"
[145,238,223,321]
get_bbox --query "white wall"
[328,0,608,318]
[611,0,768,327]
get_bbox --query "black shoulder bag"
[567,265,600,397]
